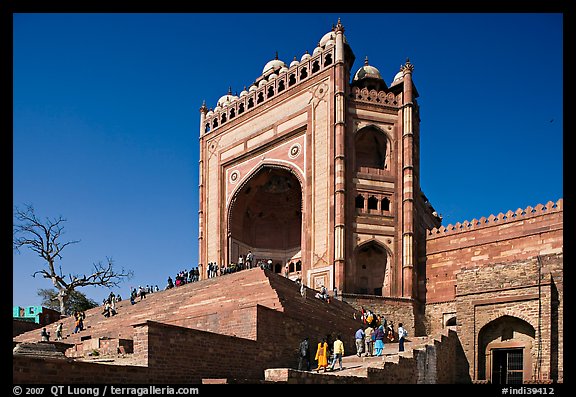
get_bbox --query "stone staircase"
[14,267,360,359]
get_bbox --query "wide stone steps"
[14,268,283,346]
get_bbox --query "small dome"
[351,56,387,91]
[300,50,311,62]
[312,43,322,56]
[214,105,222,112]
[319,31,335,47]
[206,109,214,117]
[248,84,257,92]
[353,57,383,82]
[239,86,249,97]
[390,71,404,86]
[279,65,289,74]
[258,78,267,88]
[324,38,335,48]
[262,52,286,74]
[289,56,300,68]
[217,87,237,107]
[319,29,348,47]
[268,73,277,80]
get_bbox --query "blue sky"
[12,13,563,308]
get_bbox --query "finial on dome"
[364,56,369,66]
[335,18,344,32]
[227,86,232,95]
[293,55,297,61]
[275,51,279,60]
[200,100,207,112]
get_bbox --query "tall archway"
[227,166,302,269]
[478,315,536,383]
[350,241,388,295]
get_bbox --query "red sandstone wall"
[424,200,562,303]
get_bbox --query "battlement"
[427,199,563,238]
[202,44,336,135]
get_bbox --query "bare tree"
[13,204,133,315]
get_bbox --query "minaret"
[400,59,415,297]
[333,18,347,292]
[198,100,208,280]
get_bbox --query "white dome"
[319,31,335,47]
[258,78,267,88]
[239,87,249,97]
[319,30,347,47]
[214,105,222,112]
[300,50,311,62]
[279,65,288,74]
[206,110,214,117]
[391,71,404,85]
[268,73,277,80]
[217,94,237,107]
[248,84,257,92]
[313,44,322,56]
[324,38,335,48]
[289,56,300,68]
[262,53,286,74]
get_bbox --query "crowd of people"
[297,315,410,372]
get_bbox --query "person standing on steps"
[364,324,374,357]
[314,338,329,372]
[355,327,365,357]
[329,335,344,371]
[298,337,311,371]
[373,324,385,356]
[398,322,408,352]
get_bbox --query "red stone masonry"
[424,199,563,303]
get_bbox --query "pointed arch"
[354,124,391,172]
[348,239,392,296]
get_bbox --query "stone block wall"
[455,254,563,383]
[424,200,562,304]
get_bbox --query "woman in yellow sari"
[315,338,329,372]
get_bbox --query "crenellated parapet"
[427,199,563,238]
[202,44,336,135]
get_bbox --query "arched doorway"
[350,241,388,295]
[478,315,536,384]
[227,166,302,272]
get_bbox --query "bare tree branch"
[13,204,133,314]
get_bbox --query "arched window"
[289,74,296,87]
[278,80,285,92]
[289,262,295,272]
[312,61,320,73]
[296,261,302,271]
[274,263,282,273]
[381,197,390,212]
[300,68,308,80]
[368,196,378,210]
[355,195,365,209]
[355,127,388,171]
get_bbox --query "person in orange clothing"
[314,338,329,372]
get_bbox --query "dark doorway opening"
[492,348,524,384]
